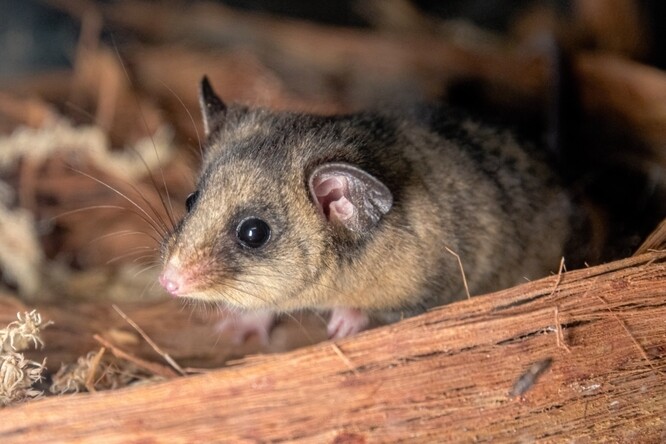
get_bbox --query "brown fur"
[161,87,575,324]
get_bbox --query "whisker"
[125,146,178,230]
[111,36,176,228]
[218,277,316,342]
[65,94,175,234]
[138,277,161,300]
[132,263,161,279]
[309,310,328,329]
[90,162,175,237]
[279,311,315,343]
[106,246,156,265]
[209,278,275,312]
[67,167,168,236]
[210,286,251,311]
[52,204,130,219]
[50,204,164,241]
[158,78,204,160]
[219,278,326,341]
[63,76,173,238]
[132,254,160,265]
[239,269,345,298]
[88,229,161,247]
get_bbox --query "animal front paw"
[216,311,275,345]
[327,307,370,339]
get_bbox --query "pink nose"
[159,264,186,297]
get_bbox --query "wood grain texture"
[1,252,664,443]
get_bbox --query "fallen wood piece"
[0,252,664,442]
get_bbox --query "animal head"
[159,77,393,312]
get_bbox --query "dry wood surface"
[0,251,664,443]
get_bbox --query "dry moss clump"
[50,349,160,394]
[0,310,50,406]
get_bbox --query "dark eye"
[185,191,199,212]
[237,217,271,248]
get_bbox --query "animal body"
[159,77,574,342]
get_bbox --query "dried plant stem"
[93,334,178,379]
[112,304,186,376]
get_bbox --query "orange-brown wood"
[1,252,664,442]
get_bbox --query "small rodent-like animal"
[159,77,574,342]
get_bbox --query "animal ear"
[309,163,393,232]
[199,76,227,136]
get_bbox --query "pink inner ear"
[313,176,355,222]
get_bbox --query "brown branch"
[93,334,179,379]
[84,346,105,393]
[112,304,186,376]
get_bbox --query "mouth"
[159,255,271,311]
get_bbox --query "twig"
[548,257,566,298]
[93,334,179,379]
[112,304,186,376]
[553,306,571,352]
[445,246,470,300]
[330,343,359,376]
[85,346,106,393]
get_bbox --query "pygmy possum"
[159,77,576,343]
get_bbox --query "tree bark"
[0,251,664,442]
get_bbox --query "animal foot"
[327,307,370,339]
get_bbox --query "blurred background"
[2,1,666,76]
[0,1,571,77]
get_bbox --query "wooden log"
[0,252,664,442]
